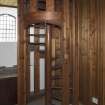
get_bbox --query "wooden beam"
[18,0,27,105]
[101,0,105,105]
[72,0,80,104]
[96,1,103,105]
[88,0,97,105]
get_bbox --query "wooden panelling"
[18,0,105,105]
[101,0,105,105]
[63,0,71,105]
[69,0,105,105]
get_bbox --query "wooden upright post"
[18,0,28,105]
[45,25,52,105]
[72,0,80,104]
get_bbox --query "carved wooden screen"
[18,0,72,105]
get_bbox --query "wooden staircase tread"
[29,42,45,45]
[52,96,62,101]
[29,34,45,37]
[52,65,62,70]
[51,87,73,90]
[52,75,63,79]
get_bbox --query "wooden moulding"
[24,11,63,27]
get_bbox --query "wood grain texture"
[62,0,71,105]
[18,0,105,105]
[71,0,105,105]
[45,25,52,105]
[18,0,27,105]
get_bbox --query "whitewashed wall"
[0,42,17,67]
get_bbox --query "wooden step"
[29,42,45,46]
[51,87,62,89]
[52,65,62,70]
[29,34,45,37]
[52,96,62,101]
[52,87,73,90]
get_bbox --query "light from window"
[0,14,16,42]
[0,7,17,42]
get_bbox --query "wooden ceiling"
[0,0,17,7]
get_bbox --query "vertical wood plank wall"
[69,0,105,105]
[63,0,71,105]
[72,0,80,104]
[101,0,105,105]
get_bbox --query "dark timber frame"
[18,0,79,105]
[18,0,105,105]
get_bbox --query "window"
[0,7,17,42]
